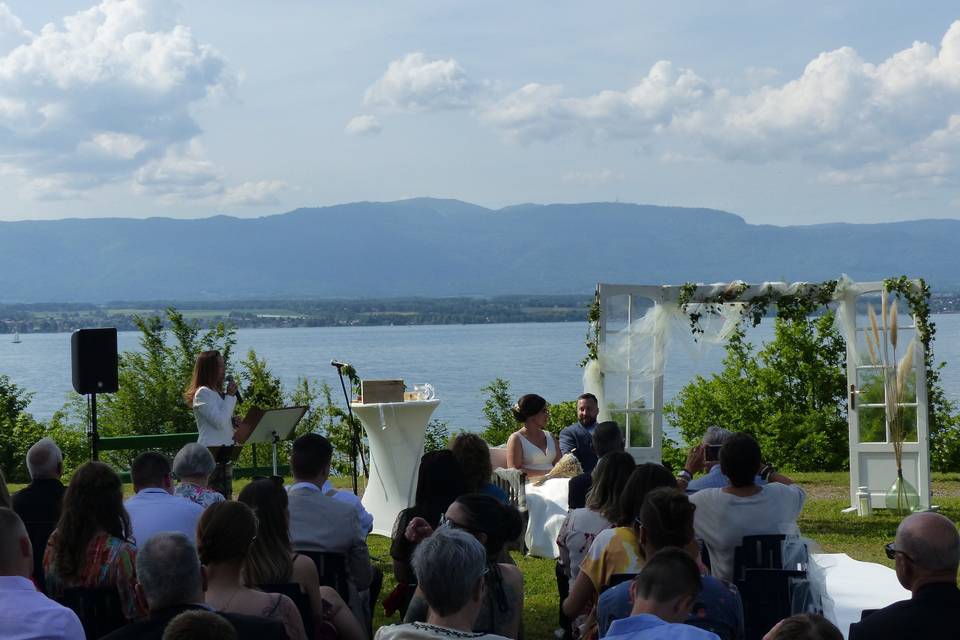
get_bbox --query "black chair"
[732,534,787,582]
[738,568,807,640]
[600,572,637,594]
[555,560,571,636]
[58,586,126,639]
[22,519,57,593]
[258,583,314,640]
[296,550,350,603]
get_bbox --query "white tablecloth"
[811,553,910,639]
[524,477,570,558]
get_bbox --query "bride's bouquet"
[533,452,583,486]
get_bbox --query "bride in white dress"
[506,394,561,478]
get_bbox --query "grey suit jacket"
[287,485,373,590]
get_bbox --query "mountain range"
[1,198,957,302]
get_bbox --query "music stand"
[243,406,309,475]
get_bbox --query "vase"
[884,471,920,515]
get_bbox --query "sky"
[1,1,960,225]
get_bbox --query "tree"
[94,309,236,439]
[667,313,849,471]
[480,378,515,446]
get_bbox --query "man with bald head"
[0,507,84,639]
[848,511,960,639]
[12,438,66,590]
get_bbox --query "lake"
[4,316,960,434]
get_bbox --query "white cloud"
[133,144,223,202]
[468,20,960,194]
[562,168,625,186]
[0,3,31,54]
[344,114,382,136]
[364,52,475,111]
[220,180,287,207]
[481,61,710,144]
[134,143,285,207]
[0,0,278,204]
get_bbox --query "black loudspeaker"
[71,328,118,394]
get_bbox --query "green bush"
[667,314,849,471]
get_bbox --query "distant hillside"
[1,198,957,302]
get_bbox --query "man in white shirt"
[320,478,374,535]
[689,433,805,582]
[0,507,85,640]
[125,451,204,546]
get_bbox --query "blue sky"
[1,1,959,225]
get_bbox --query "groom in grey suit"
[287,434,373,629]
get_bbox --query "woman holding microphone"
[184,350,240,498]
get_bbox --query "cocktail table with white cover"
[351,400,440,537]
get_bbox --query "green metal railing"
[98,432,290,480]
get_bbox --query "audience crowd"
[0,409,956,640]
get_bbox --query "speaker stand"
[88,392,100,461]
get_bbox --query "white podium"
[351,400,440,537]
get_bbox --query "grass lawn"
[11,471,958,637]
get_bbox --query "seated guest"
[101,531,288,640]
[404,494,525,639]
[44,461,146,620]
[848,512,960,640]
[163,609,238,640]
[172,443,226,508]
[559,451,636,581]
[560,393,602,475]
[12,437,67,590]
[678,427,766,493]
[287,434,375,628]
[319,475,374,537]
[604,548,720,640]
[377,527,510,640]
[568,421,626,509]
[125,451,205,546]
[0,507,84,639]
[597,488,744,639]
[450,433,508,503]
[390,450,468,615]
[764,613,841,640]
[689,433,804,582]
[198,501,307,640]
[239,478,366,640]
[563,463,676,639]
[506,394,561,477]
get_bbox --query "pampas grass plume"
[889,299,899,350]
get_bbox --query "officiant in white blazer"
[184,350,240,498]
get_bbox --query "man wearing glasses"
[848,512,960,639]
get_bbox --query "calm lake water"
[4,316,960,432]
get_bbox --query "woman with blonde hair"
[184,350,239,497]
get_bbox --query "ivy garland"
[583,276,934,379]
[580,289,602,367]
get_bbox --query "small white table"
[351,400,440,537]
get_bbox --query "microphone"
[331,360,350,369]
[225,375,242,404]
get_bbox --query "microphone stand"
[333,362,368,495]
